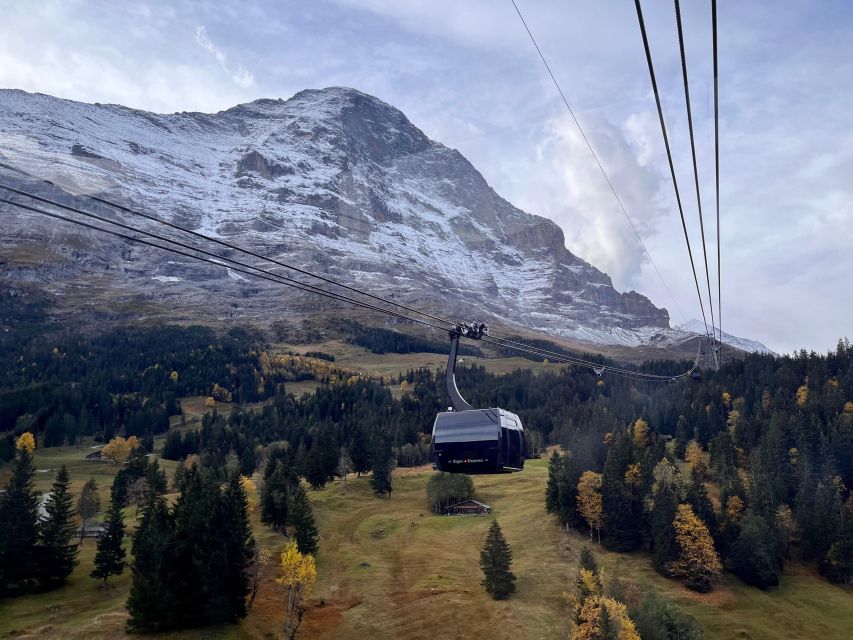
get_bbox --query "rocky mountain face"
[0,87,676,346]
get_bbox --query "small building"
[77,522,107,540]
[85,450,104,461]
[445,499,492,516]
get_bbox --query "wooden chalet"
[445,499,492,516]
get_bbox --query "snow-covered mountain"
[0,87,760,353]
[675,320,775,355]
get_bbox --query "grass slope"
[2,451,852,639]
[304,458,853,640]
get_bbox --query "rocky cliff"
[0,87,672,344]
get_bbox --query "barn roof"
[447,499,491,509]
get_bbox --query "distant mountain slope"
[0,86,762,352]
[675,320,775,355]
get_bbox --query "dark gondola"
[431,324,525,474]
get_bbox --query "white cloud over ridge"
[195,25,255,89]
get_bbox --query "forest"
[1,311,852,612]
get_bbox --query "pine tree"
[822,496,853,585]
[349,425,372,476]
[371,436,394,498]
[77,476,101,543]
[0,447,40,593]
[240,445,256,476]
[127,493,175,632]
[546,450,562,514]
[601,433,644,551]
[37,465,78,588]
[215,472,255,622]
[289,483,319,556]
[262,460,292,532]
[479,520,516,599]
[304,441,328,489]
[647,460,684,573]
[91,494,126,584]
[727,511,781,589]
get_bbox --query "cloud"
[195,25,255,89]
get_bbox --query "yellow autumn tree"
[577,471,603,543]
[127,435,139,451]
[16,431,36,452]
[667,503,721,592]
[623,463,641,488]
[725,495,745,523]
[721,391,732,407]
[844,401,853,414]
[570,595,640,640]
[103,436,131,463]
[169,370,179,383]
[241,475,258,512]
[684,440,707,477]
[205,396,216,407]
[211,383,233,403]
[632,418,649,448]
[796,383,809,407]
[277,540,317,638]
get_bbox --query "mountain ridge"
[0,86,764,353]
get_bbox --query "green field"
[2,448,852,639]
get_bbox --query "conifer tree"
[0,442,40,593]
[77,476,101,543]
[571,595,639,640]
[349,425,372,476]
[127,493,175,632]
[262,460,292,532]
[577,471,603,543]
[479,520,516,599]
[215,472,255,622]
[371,436,394,498]
[91,493,126,584]
[289,483,319,556]
[647,460,684,572]
[727,511,781,588]
[667,504,722,592]
[37,465,78,587]
[601,432,644,551]
[546,450,562,514]
[822,496,853,585]
[304,442,328,489]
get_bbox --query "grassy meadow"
[2,448,853,639]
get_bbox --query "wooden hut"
[445,499,492,515]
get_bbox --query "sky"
[1,0,851,355]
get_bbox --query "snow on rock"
[0,86,690,345]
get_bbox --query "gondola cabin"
[432,408,525,474]
[433,323,527,474]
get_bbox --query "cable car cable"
[509,0,688,325]
[0,174,700,380]
[633,0,712,342]
[0,178,699,382]
[674,0,717,346]
[0,197,454,334]
[0,168,458,331]
[712,0,722,362]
